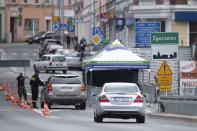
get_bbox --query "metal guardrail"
[159,96,197,103]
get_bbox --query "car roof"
[52,74,79,78]
[103,82,137,87]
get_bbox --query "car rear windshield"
[50,77,81,84]
[104,85,139,93]
[52,56,65,62]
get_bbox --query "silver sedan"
[94,82,146,123]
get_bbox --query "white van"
[33,54,68,74]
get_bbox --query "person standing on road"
[79,37,87,61]
[16,72,28,104]
[30,71,44,108]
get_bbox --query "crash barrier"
[159,96,197,115]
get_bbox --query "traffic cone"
[23,101,29,110]
[6,90,12,101]
[12,93,18,107]
[29,100,33,111]
[0,83,2,91]
[42,103,50,116]
[20,99,25,109]
[1,82,5,91]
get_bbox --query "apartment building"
[5,0,74,43]
[0,0,5,42]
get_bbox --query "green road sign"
[151,32,178,44]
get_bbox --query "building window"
[68,0,71,6]
[190,22,197,60]
[156,0,164,5]
[35,0,39,4]
[169,0,187,5]
[133,0,139,5]
[12,0,16,3]
[24,19,39,36]
[24,0,28,4]
[45,0,51,4]
[161,21,165,32]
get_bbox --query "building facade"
[75,0,197,49]
[5,0,74,43]
[0,0,5,42]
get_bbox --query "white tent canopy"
[84,40,150,71]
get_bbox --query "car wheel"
[75,105,80,110]
[79,102,86,110]
[94,114,103,123]
[40,101,44,108]
[63,70,67,74]
[136,115,145,123]
[44,67,49,73]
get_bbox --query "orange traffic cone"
[42,103,50,116]
[28,100,33,111]
[20,99,25,109]
[6,90,12,101]
[0,82,3,91]
[12,93,17,107]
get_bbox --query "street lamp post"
[60,0,65,48]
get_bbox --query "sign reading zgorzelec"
[151,32,179,44]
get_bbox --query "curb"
[147,113,197,123]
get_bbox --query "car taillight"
[48,84,53,92]
[80,85,86,91]
[99,95,109,102]
[49,62,52,65]
[134,95,143,103]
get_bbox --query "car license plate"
[114,97,130,102]
[61,86,72,90]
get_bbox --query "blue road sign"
[135,22,160,48]
[52,23,59,31]
[61,24,67,31]
[68,25,75,32]
[93,27,104,39]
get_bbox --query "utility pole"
[60,0,65,48]
[93,0,96,37]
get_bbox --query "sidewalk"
[146,103,197,123]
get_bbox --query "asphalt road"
[0,43,197,131]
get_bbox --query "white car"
[94,82,146,123]
[33,54,68,74]
[55,49,82,68]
